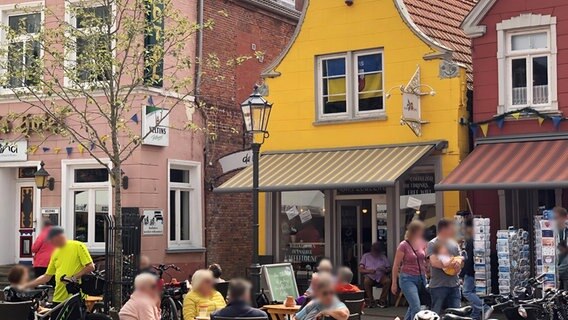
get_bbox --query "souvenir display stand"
[473,218,491,295]
[497,228,530,295]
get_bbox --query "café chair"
[215,281,231,301]
[0,301,34,319]
[337,291,365,302]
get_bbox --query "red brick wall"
[202,0,299,279]
[472,0,568,134]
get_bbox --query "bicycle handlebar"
[153,264,181,272]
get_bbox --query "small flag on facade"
[480,123,489,137]
[511,112,521,120]
[101,135,109,143]
[66,147,73,156]
[130,114,139,124]
[90,141,96,151]
[538,117,545,126]
[54,147,61,154]
[78,144,85,154]
[148,96,155,106]
[42,147,50,153]
[469,124,478,137]
[496,117,505,129]
[552,116,562,129]
[28,146,38,154]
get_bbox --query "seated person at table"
[359,242,391,308]
[3,265,31,301]
[119,273,161,320]
[184,269,226,320]
[209,263,225,283]
[212,278,267,319]
[335,267,360,293]
[302,259,334,298]
[294,273,349,320]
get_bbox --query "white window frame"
[316,49,385,122]
[61,159,112,250]
[0,2,44,95]
[497,14,558,114]
[64,0,115,88]
[167,159,203,249]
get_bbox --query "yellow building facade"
[219,0,473,282]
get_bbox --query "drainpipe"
[196,0,207,269]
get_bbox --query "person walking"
[554,207,568,246]
[119,273,161,320]
[427,219,462,315]
[23,226,95,319]
[211,278,267,319]
[31,220,55,281]
[359,242,391,307]
[461,219,491,320]
[391,220,428,320]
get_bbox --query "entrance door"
[338,200,372,285]
[17,182,36,263]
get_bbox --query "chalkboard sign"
[261,263,299,303]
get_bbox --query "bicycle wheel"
[161,297,179,320]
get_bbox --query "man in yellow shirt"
[24,226,95,318]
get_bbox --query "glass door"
[338,200,372,285]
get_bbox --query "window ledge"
[166,247,206,254]
[314,114,387,126]
[88,248,106,256]
[496,109,562,120]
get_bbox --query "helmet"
[414,310,440,320]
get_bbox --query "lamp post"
[241,86,272,297]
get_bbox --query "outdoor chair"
[0,300,34,319]
[337,291,365,302]
[215,281,230,301]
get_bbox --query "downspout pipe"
[196,0,207,268]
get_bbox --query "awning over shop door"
[436,139,568,191]
[215,142,443,193]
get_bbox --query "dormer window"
[497,14,557,113]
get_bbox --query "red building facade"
[438,0,568,230]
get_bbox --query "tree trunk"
[112,164,123,309]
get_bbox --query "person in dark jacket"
[212,278,267,319]
[460,219,491,320]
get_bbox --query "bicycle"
[153,264,190,320]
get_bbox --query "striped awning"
[436,139,568,191]
[215,143,439,193]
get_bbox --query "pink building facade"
[0,0,205,276]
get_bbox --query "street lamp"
[35,161,55,191]
[241,86,272,297]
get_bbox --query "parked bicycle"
[154,264,190,320]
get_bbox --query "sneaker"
[483,306,494,320]
[377,301,387,309]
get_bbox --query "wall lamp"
[35,161,55,191]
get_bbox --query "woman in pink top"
[31,220,55,279]
[391,220,427,320]
[119,273,161,320]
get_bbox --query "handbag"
[405,240,431,307]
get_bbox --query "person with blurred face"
[360,242,391,307]
[211,278,267,318]
[119,273,161,320]
[24,226,94,319]
[31,219,55,281]
[183,269,226,320]
[294,273,349,320]
[335,267,360,293]
[554,207,568,246]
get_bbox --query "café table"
[262,304,301,320]
[85,295,103,312]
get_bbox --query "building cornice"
[239,0,301,21]
[461,0,497,38]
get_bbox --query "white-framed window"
[62,160,112,249]
[497,14,557,113]
[168,160,202,249]
[316,49,384,121]
[67,3,112,84]
[4,12,41,88]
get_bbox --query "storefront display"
[473,218,491,295]
[497,228,530,294]
[535,212,558,292]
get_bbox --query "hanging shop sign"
[400,66,431,137]
[142,105,169,146]
[0,140,27,162]
[143,209,164,235]
[218,149,253,174]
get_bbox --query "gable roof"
[403,0,476,81]
[461,0,497,38]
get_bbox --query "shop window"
[399,168,438,241]
[5,12,41,88]
[168,160,202,249]
[68,165,110,247]
[278,191,325,269]
[497,14,557,113]
[316,49,384,121]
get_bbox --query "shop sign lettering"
[218,149,253,174]
[0,140,27,162]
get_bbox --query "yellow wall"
[259,0,469,253]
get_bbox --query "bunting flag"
[78,144,85,154]
[148,96,155,106]
[66,147,73,156]
[130,114,139,124]
[511,112,521,120]
[54,147,61,154]
[42,147,50,153]
[538,117,545,126]
[552,116,562,129]
[479,123,489,137]
[496,117,505,129]
[90,141,96,151]
[101,135,109,143]
[469,124,478,137]
[28,145,38,154]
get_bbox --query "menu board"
[261,263,299,303]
